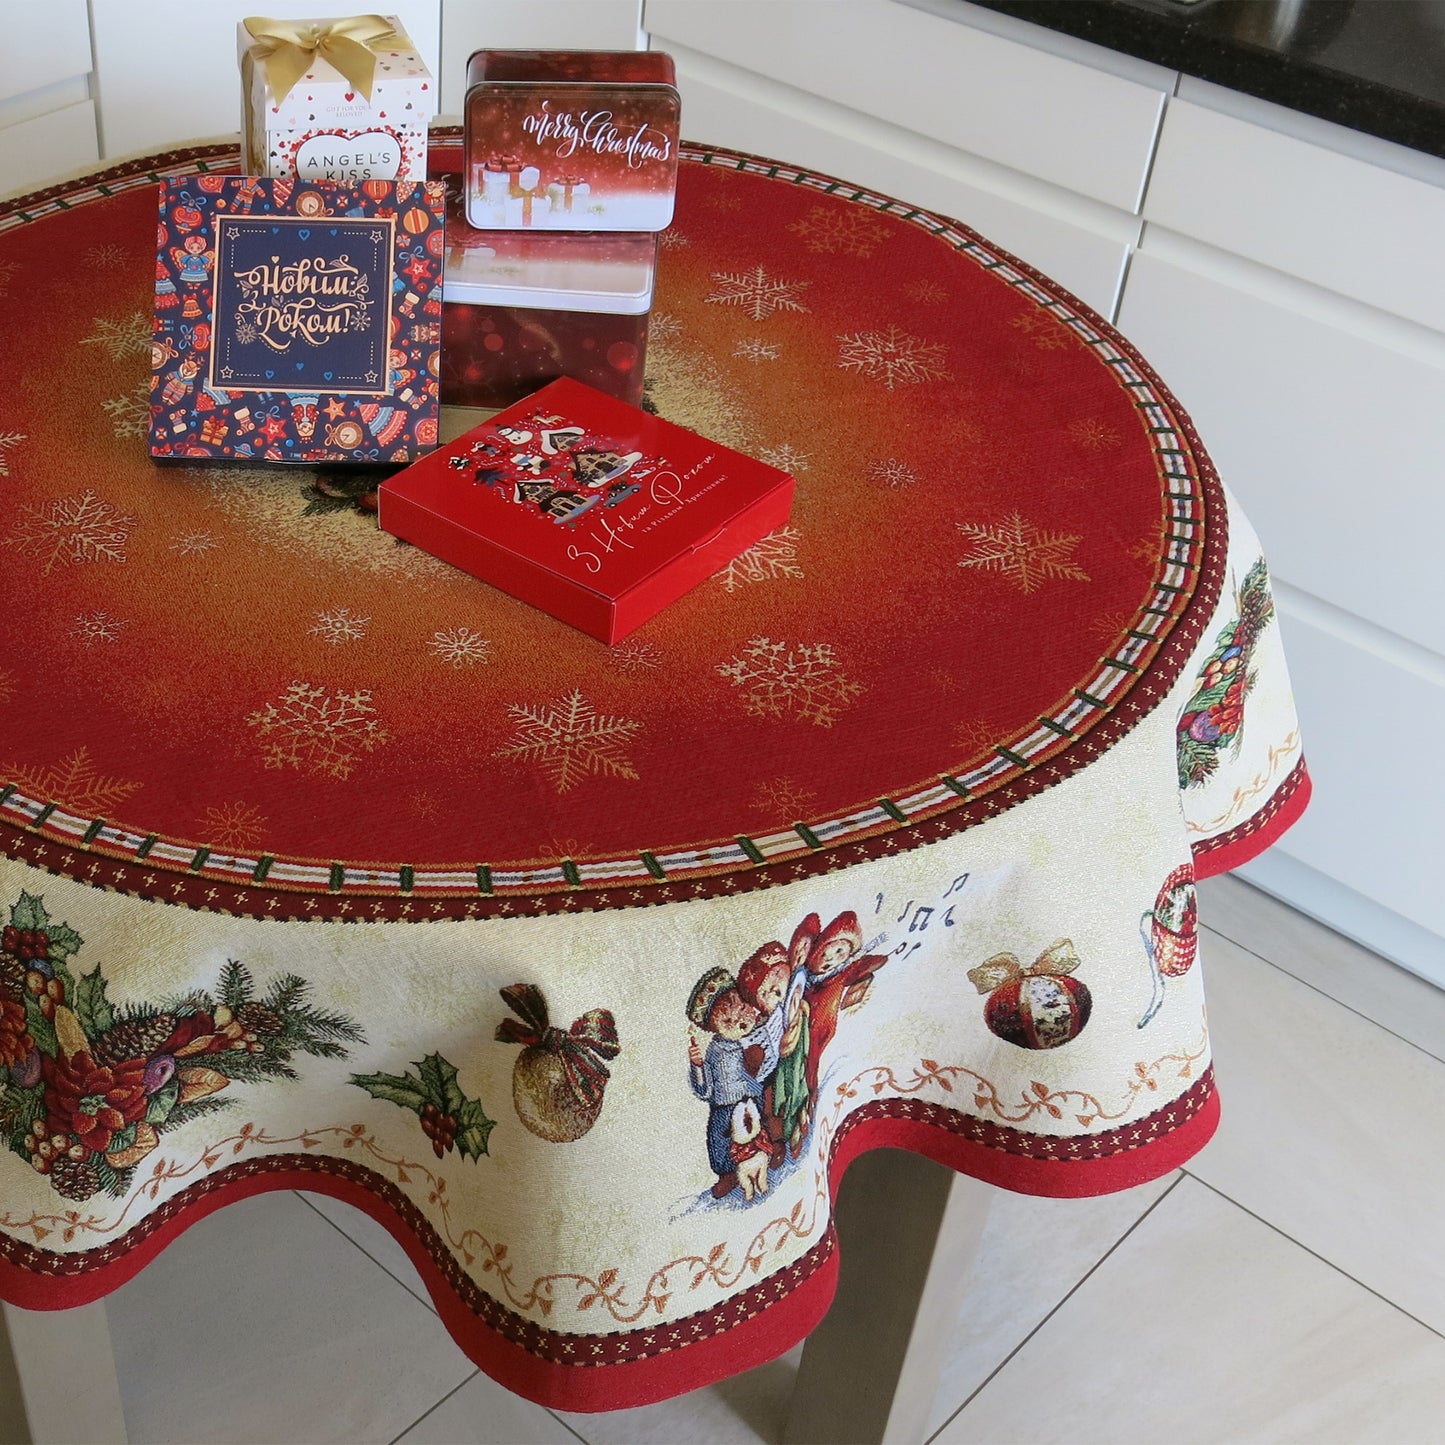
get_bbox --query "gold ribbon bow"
[967,937,1079,996]
[243,14,397,105]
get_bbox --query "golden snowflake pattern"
[955,513,1090,594]
[905,279,948,305]
[716,638,865,728]
[649,312,682,343]
[170,530,218,556]
[1129,529,1165,566]
[3,490,135,575]
[837,326,950,391]
[199,801,269,850]
[246,682,390,780]
[1067,418,1123,451]
[1009,311,1074,351]
[606,640,664,674]
[2,747,141,816]
[0,428,24,477]
[84,245,128,269]
[80,313,152,362]
[428,627,492,668]
[867,458,917,490]
[495,690,641,794]
[309,607,370,645]
[751,777,817,819]
[0,669,13,705]
[706,266,810,323]
[714,527,803,593]
[659,229,690,249]
[953,719,1000,757]
[1090,610,1135,643]
[100,381,152,439]
[733,338,780,364]
[70,611,128,645]
[758,443,809,473]
[788,206,890,259]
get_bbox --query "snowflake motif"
[495,690,641,794]
[867,458,918,490]
[101,381,152,439]
[70,611,128,645]
[905,279,948,305]
[235,322,258,345]
[0,669,14,705]
[1091,610,1135,643]
[537,836,591,863]
[246,682,390,780]
[714,526,803,593]
[953,719,999,756]
[309,607,370,645]
[837,326,950,391]
[3,490,135,575]
[80,313,152,362]
[733,338,780,364]
[1009,311,1073,351]
[428,626,492,668]
[0,429,25,478]
[412,791,440,821]
[955,513,1090,594]
[170,530,218,556]
[706,266,811,323]
[199,801,268,850]
[1067,418,1123,451]
[84,245,128,269]
[0,261,18,295]
[649,312,682,343]
[716,638,865,728]
[2,746,140,816]
[1129,528,1165,566]
[752,777,817,818]
[659,229,690,248]
[789,205,890,259]
[930,667,963,695]
[758,444,810,473]
[607,640,664,673]
[707,194,743,212]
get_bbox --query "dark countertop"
[962,0,1445,160]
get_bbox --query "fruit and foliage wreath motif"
[1178,558,1275,788]
[0,891,363,1202]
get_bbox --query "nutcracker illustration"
[968,939,1092,1050]
[1136,864,1199,1028]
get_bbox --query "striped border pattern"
[0,142,1227,919]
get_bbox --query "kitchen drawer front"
[0,0,90,105]
[1118,248,1445,656]
[0,101,98,198]
[1266,601,1444,942]
[671,55,1131,317]
[645,0,1166,212]
[1145,98,1445,335]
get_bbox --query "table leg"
[783,1150,991,1445]
[0,1301,127,1445]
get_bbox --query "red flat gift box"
[377,378,794,642]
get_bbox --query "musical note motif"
[908,906,933,933]
[943,873,970,898]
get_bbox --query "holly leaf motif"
[417,1052,467,1118]
[349,1069,431,1115]
[145,1079,182,1126]
[44,921,83,967]
[71,967,115,1037]
[9,892,49,932]
[453,1095,494,1162]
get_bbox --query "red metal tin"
[464,49,680,232]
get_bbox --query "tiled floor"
[90,874,1445,1444]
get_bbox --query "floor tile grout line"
[387,1367,482,1445]
[1199,921,1445,1069]
[549,1408,592,1444]
[923,1172,1188,1444]
[1180,1171,1445,1345]
[292,1190,439,1316]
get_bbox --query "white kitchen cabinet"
[1117,242,1445,657]
[0,0,96,196]
[0,100,100,196]
[90,0,442,157]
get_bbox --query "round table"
[0,138,1308,1414]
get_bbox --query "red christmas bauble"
[985,974,1092,1050]
[361,179,391,202]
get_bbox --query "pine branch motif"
[836,326,950,391]
[1177,558,1275,788]
[0,892,363,1203]
[79,313,152,362]
[2,747,140,817]
[716,638,865,727]
[246,682,390,780]
[495,690,642,793]
[705,266,811,322]
[955,513,1090,594]
[714,527,804,593]
[3,490,136,574]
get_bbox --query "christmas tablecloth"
[0,138,1308,1411]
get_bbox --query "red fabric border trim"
[0,1076,1216,1410]
[1192,758,1311,880]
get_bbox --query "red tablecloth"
[0,138,1307,1410]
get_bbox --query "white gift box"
[239,14,435,183]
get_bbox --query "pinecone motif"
[49,1155,101,1202]
[0,951,24,998]
[236,1003,284,1037]
[93,1014,177,1066]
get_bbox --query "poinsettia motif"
[0,892,363,1202]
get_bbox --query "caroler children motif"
[685,909,888,1205]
